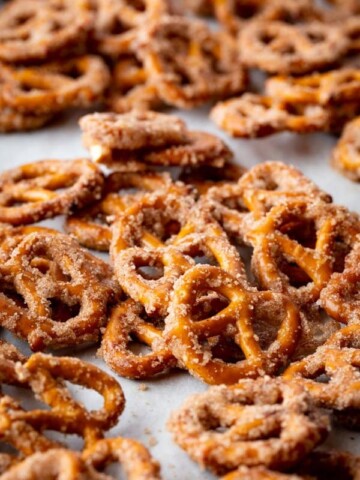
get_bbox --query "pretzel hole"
[131,0,146,12]
[279,255,312,288]
[3,385,51,412]
[192,291,230,321]
[11,13,33,26]
[306,31,326,44]
[127,340,153,356]
[0,443,17,457]
[48,298,81,322]
[234,3,262,20]
[251,299,288,350]
[280,219,317,249]
[136,262,165,281]
[259,32,276,45]
[332,235,353,273]
[49,20,63,33]
[110,19,129,35]
[210,336,245,363]
[1,286,27,309]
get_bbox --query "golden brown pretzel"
[1,57,110,115]
[0,159,104,226]
[266,69,360,107]
[210,94,335,138]
[250,201,360,306]
[165,265,300,384]
[239,21,348,75]
[140,16,247,108]
[284,326,360,417]
[83,437,162,480]
[0,0,92,63]
[0,109,55,133]
[99,299,178,379]
[168,377,330,474]
[0,231,116,350]
[65,171,172,251]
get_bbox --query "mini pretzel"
[80,111,232,168]
[250,201,360,306]
[0,0,92,63]
[140,16,247,108]
[93,0,167,57]
[213,0,321,34]
[110,187,195,252]
[210,94,332,138]
[237,162,332,216]
[201,162,331,243]
[165,265,301,384]
[99,298,178,379]
[284,328,360,413]
[65,171,172,251]
[0,449,101,480]
[1,56,111,115]
[80,111,187,159]
[239,21,348,75]
[168,377,330,474]
[0,232,116,350]
[83,437,162,480]
[17,352,125,442]
[332,117,360,182]
[266,69,360,106]
[0,159,104,226]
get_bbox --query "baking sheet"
[1,102,360,478]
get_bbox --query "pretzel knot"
[140,16,247,108]
[165,265,301,385]
[239,21,348,75]
[168,377,330,474]
[0,0,92,63]
[0,231,116,350]
[99,298,177,379]
[0,346,125,460]
[0,159,104,226]
[65,171,172,251]
[284,325,360,423]
[250,201,360,306]
[83,437,161,480]
[210,94,333,138]
[0,56,110,115]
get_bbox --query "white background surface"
[1,107,360,479]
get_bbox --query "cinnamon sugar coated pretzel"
[80,111,233,168]
[0,159,104,225]
[168,377,330,474]
[2,0,360,472]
